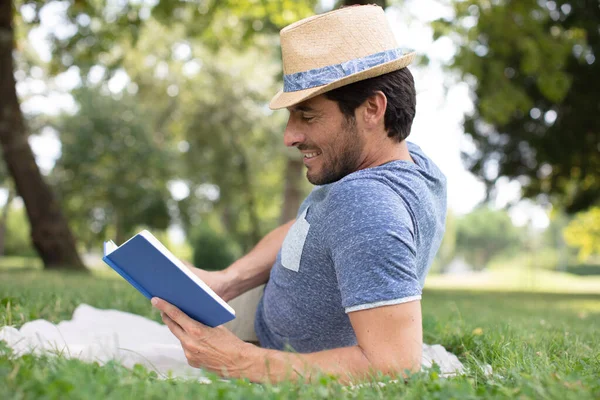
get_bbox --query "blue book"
[102,230,235,327]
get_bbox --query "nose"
[283,118,305,148]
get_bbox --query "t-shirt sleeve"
[323,178,422,313]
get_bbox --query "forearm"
[238,343,415,385]
[222,219,295,300]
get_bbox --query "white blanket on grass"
[0,304,472,381]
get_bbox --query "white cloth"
[0,304,467,381]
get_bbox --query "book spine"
[102,256,153,300]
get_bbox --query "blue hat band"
[283,48,406,93]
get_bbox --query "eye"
[301,114,315,122]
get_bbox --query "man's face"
[285,95,364,185]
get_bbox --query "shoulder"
[327,174,398,205]
[407,141,447,189]
[322,175,414,236]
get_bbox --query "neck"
[357,136,413,171]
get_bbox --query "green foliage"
[51,87,174,248]
[175,49,289,251]
[455,207,522,269]
[528,247,560,270]
[565,264,600,276]
[151,0,318,50]
[1,269,599,398]
[2,206,35,257]
[191,222,238,271]
[117,17,292,250]
[14,0,318,254]
[150,230,194,263]
[14,0,146,76]
[563,207,600,261]
[434,0,600,212]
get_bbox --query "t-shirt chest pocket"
[281,207,310,272]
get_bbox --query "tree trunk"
[280,156,304,224]
[0,185,15,256]
[114,211,126,246]
[229,135,261,250]
[239,156,261,250]
[0,0,85,270]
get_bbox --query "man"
[152,5,446,384]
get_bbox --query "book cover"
[102,230,235,328]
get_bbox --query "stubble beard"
[306,117,363,185]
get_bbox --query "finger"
[161,311,187,341]
[151,297,196,333]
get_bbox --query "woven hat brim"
[269,52,415,110]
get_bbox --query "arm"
[222,219,295,300]
[195,219,295,302]
[241,300,423,384]
[153,297,422,385]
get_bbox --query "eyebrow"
[289,105,314,113]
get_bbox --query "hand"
[151,297,253,378]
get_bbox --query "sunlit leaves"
[13,0,319,250]
[563,207,600,261]
[151,0,317,50]
[455,207,523,269]
[434,0,600,212]
[51,87,174,247]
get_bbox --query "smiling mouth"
[303,151,322,160]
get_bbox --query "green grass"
[425,266,600,294]
[1,268,599,399]
[0,256,42,270]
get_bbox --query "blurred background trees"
[433,0,599,213]
[454,207,522,270]
[1,0,83,269]
[3,0,316,268]
[563,207,600,262]
[428,0,599,275]
[0,0,598,276]
[52,86,174,249]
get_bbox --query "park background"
[0,0,599,398]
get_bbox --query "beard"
[306,117,363,185]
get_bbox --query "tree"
[0,0,83,269]
[14,1,378,259]
[33,0,318,247]
[434,0,599,213]
[149,1,319,228]
[563,207,600,261]
[151,0,317,52]
[190,222,238,272]
[175,51,289,251]
[2,204,36,257]
[0,159,15,256]
[455,207,522,269]
[51,87,173,248]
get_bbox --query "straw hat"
[269,5,415,110]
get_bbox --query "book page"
[103,240,118,256]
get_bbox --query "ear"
[360,91,387,129]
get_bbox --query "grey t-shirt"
[254,142,447,353]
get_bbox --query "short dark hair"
[324,68,416,142]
